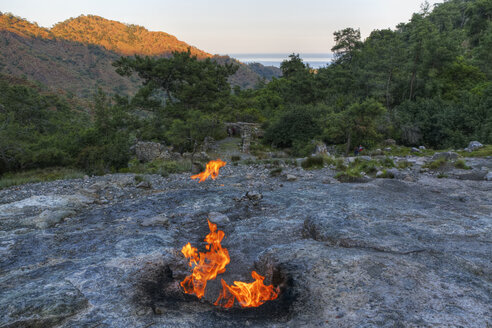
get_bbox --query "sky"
[0,0,444,55]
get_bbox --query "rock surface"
[0,163,491,327]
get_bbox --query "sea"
[229,53,333,69]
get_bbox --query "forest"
[0,0,491,177]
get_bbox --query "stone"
[246,190,263,200]
[33,209,76,229]
[376,170,384,178]
[208,212,230,225]
[140,214,169,227]
[404,175,415,182]
[136,181,152,189]
[431,152,459,161]
[313,141,329,156]
[134,141,165,163]
[411,147,421,153]
[467,141,483,151]
[286,174,298,181]
[486,172,492,181]
[384,147,392,152]
[419,146,426,150]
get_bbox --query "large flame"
[180,220,230,298]
[191,159,226,183]
[180,220,279,308]
[214,271,279,308]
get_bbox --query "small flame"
[180,220,230,299]
[214,271,279,308]
[191,159,227,183]
[180,221,279,308]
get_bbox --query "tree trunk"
[345,131,352,156]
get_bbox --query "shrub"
[335,167,363,182]
[379,157,395,168]
[454,159,471,170]
[424,158,447,170]
[377,169,395,179]
[397,161,413,169]
[301,156,324,170]
[231,155,241,162]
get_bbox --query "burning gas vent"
[180,220,279,308]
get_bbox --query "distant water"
[230,53,333,68]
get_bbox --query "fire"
[214,271,279,308]
[180,220,279,308]
[180,220,230,299]
[191,159,226,183]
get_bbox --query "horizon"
[0,0,444,54]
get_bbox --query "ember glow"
[191,159,226,183]
[180,221,279,308]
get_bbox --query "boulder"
[286,174,298,181]
[431,152,459,161]
[208,212,230,225]
[411,147,421,153]
[312,141,329,156]
[486,172,492,181]
[246,191,263,200]
[134,141,165,163]
[467,141,483,152]
[419,146,426,150]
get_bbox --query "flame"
[214,271,279,308]
[191,159,226,183]
[180,221,279,308]
[180,220,230,299]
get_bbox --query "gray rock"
[246,190,263,200]
[376,170,384,178]
[286,174,298,181]
[419,146,426,150]
[312,141,329,156]
[208,212,230,225]
[140,214,169,227]
[134,141,166,162]
[411,147,421,153]
[486,172,492,181]
[33,209,76,229]
[136,181,152,189]
[468,141,483,151]
[384,147,392,152]
[431,152,459,161]
[453,170,488,181]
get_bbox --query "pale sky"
[0,0,444,55]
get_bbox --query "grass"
[301,156,324,170]
[379,157,395,168]
[423,158,448,170]
[382,145,439,157]
[335,167,363,182]
[457,144,492,157]
[454,159,471,170]
[0,167,85,190]
[397,161,413,169]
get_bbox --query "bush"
[335,167,363,182]
[454,159,471,170]
[397,161,413,169]
[301,156,324,170]
[379,157,395,168]
[231,155,241,162]
[424,158,447,170]
[377,169,395,179]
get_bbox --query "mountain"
[0,13,281,97]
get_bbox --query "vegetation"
[454,159,471,170]
[424,158,448,170]
[0,167,85,189]
[1,0,491,184]
[301,156,325,169]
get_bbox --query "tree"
[331,28,362,64]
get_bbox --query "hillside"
[0,13,280,96]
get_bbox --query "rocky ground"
[0,155,491,327]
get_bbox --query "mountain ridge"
[0,12,281,97]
